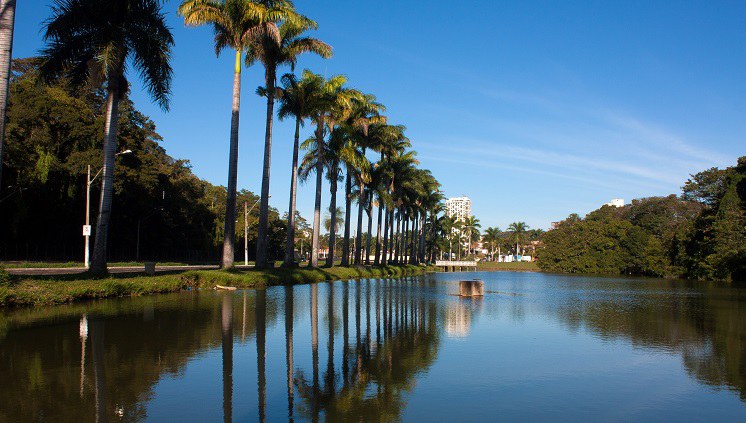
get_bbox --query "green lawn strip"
[0,265,434,307]
[476,261,540,272]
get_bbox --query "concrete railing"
[435,260,477,267]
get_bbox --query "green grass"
[476,261,540,272]
[0,265,435,307]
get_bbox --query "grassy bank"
[0,265,433,307]
[476,261,540,272]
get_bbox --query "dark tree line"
[539,157,746,281]
[0,58,286,263]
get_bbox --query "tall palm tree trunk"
[326,161,339,267]
[419,214,426,263]
[393,213,401,264]
[310,121,324,267]
[90,74,122,275]
[387,210,395,263]
[409,213,417,263]
[0,0,15,190]
[354,186,364,264]
[402,217,409,265]
[365,205,373,264]
[375,204,383,265]
[256,68,277,268]
[283,117,301,266]
[220,51,242,269]
[380,205,389,265]
[341,169,352,266]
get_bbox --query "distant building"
[446,196,472,222]
[605,198,624,208]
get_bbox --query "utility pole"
[243,196,267,266]
[84,150,131,267]
[84,165,92,267]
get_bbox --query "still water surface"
[1,271,745,421]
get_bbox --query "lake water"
[1,271,745,422]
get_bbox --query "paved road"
[7,264,226,276]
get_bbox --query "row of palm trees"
[438,216,535,260]
[31,0,443,273]
[482,222,538,259]
[291,73,444,268]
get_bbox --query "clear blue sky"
[12,0,746,230]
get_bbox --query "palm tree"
[0,0,16,190]
[179,0,288,268]
[251,13,332,268]
[320,126,365,267]
[298,72,352,267]
[507,221,529,256]
[461,215,481,257]
[345,97,385,265]
[374,126,411,265]
[275,71,322,266]
[323,206,344,233]
[483,227,501,260]
[439,215,457,260]
[41,0,173,275]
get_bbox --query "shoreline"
[0,265,435,308]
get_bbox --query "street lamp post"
[84,150,132,267]
[243,196,268,266]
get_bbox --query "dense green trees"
[0,59,286,263]
[540,158,745,281]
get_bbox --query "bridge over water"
[434,260,478,271]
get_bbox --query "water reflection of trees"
[552,282,746,400]
[294,279,441,422]
[0,278,451,421]
[0,292,278,422]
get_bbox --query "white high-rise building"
[446,196,472,222]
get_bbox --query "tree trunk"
[375,203,384,265]
[354,182,365,265]
[90,75,122,275]
[256,66,276,268]
[403,216,410,265]
[419,214,426,263]
[310,119,324,267]
[392,212,401,264]
[341,168,352,266]
[365,204,373,264]
[381,205,389,266]
[407,217,417,263]
[326,161,339,267]
[0,0,15,190]
[283,117,301,267]
[387,210,395,263]
[220,51,242,269]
